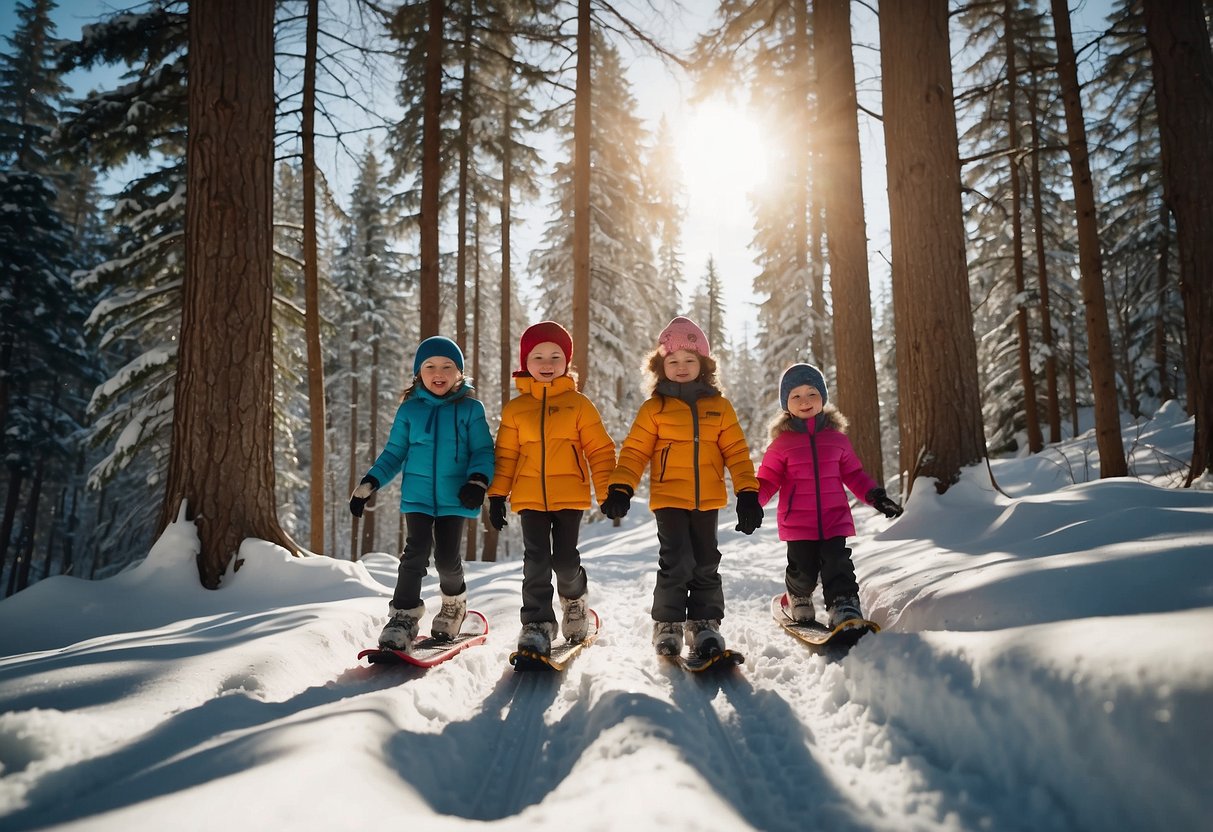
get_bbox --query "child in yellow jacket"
[488,321,616,657]
[603,316,763,658]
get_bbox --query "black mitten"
[734,490,763,534]
[601,484,633,520]
[867,487,904,519]
[459,474,488,509]
[488,496,508,530]
[349,475,380,518]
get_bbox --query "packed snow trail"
[1,410,1211,832]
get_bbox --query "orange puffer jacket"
[488,375,616,512]
[612,391,758,510]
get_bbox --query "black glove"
[488,496,508,530]
[349,475,379,518]
[734,490,763,534]
[601,484,633,520]
[867,487,904,519]
[459,474,488,509]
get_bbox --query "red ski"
[358,609,489,668]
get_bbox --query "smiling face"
[419,357,462,396]
[785,383,824,420]
[525,341,568,381]
[662,349,702,383]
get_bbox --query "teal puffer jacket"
[366,382,495,518]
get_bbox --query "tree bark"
[419,0,444,338]
[879,0,986,494]
[455,2,472,351]
[572,0,591,389]
[302,0,327,553]
[1005,1,1043,453]
[1050,0,1127,477]
[1142,0,1213,482]
[348,338,361,559]
[162,0,295,588]
[815,0,885,483]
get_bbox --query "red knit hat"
[516,321,574,376]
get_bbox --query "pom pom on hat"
[517,321,574,376]
[658,316,710,356]
[779,363,828,410]
[413,336,464,375]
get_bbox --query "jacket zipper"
[690,400,701,508]
[809,430,823,539]
[540,386,549,510]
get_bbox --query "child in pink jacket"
[756,364,903,627]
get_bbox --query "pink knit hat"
[657,316,710,357]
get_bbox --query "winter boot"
[787,593,816,624]
[430,591,467,641]
[828,596,864,628]
[379,602,425,652]
[516,621,559,656]
[559,594,590,643]
[652,621,684,656]
[684,619,725,658]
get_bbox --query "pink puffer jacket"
[756,410,880,541]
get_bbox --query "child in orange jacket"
[488,321,616,657]
[603,316,763,659]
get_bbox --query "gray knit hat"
[779,363,828,411]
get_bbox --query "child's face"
[525,341,568,381]
[786,384,823,419]
[662,349,701,383]
[419,357,462,396]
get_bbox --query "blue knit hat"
[779,363,828,411]
[413,336,464,375]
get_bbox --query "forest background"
[1,0,1210,594]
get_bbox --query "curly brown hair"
[643,348,722,397]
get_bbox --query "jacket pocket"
[658,445,671,482]
[571,446,587,482]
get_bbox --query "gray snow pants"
[391,513,467,610]
[519,509,588,625]
[651,508,725,623]
[785,536,858,607]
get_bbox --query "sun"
[675,97,773,205]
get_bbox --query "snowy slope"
[1,403,1211,832]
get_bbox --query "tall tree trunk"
[481,202,500,562]
[1026,59,1062,443]
[880,0,986,494]
[1142,0,1213,483]
[571,0,591,389]
[1154,201,1173,402]
[360,333,382,555]
[15,461,44,593]
[163,0,295,588]
[419,0,444,338]
[467,202,481,563]
[500,88,514,414]
[455,3,472,351]
[1005,2,1043,453]
[815,0,885,483]
[348,338,361,560]
[791,0,815,365]
[1049,0,1127,477]
[0,470,22,594]
[302,0,327,553]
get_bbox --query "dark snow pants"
[785,536,859,607]
[391,513,467,610]
[651,508,724,623]
[519,509,587,625]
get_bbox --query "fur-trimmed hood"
[768,405,849,441]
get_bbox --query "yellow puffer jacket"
[489,375,617,512]
[612,392,758,510]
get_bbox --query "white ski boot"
[684,619,725,658]
[828,596,864,628]
[560,594,590,643]
[431,591,467,641]
[787,594,816,624]
[516,621,559,656]
[652,621,684,656]
[379,602,425,652]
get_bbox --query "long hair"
[643,348,722,398]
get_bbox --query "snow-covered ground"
[1,400,1211,831]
